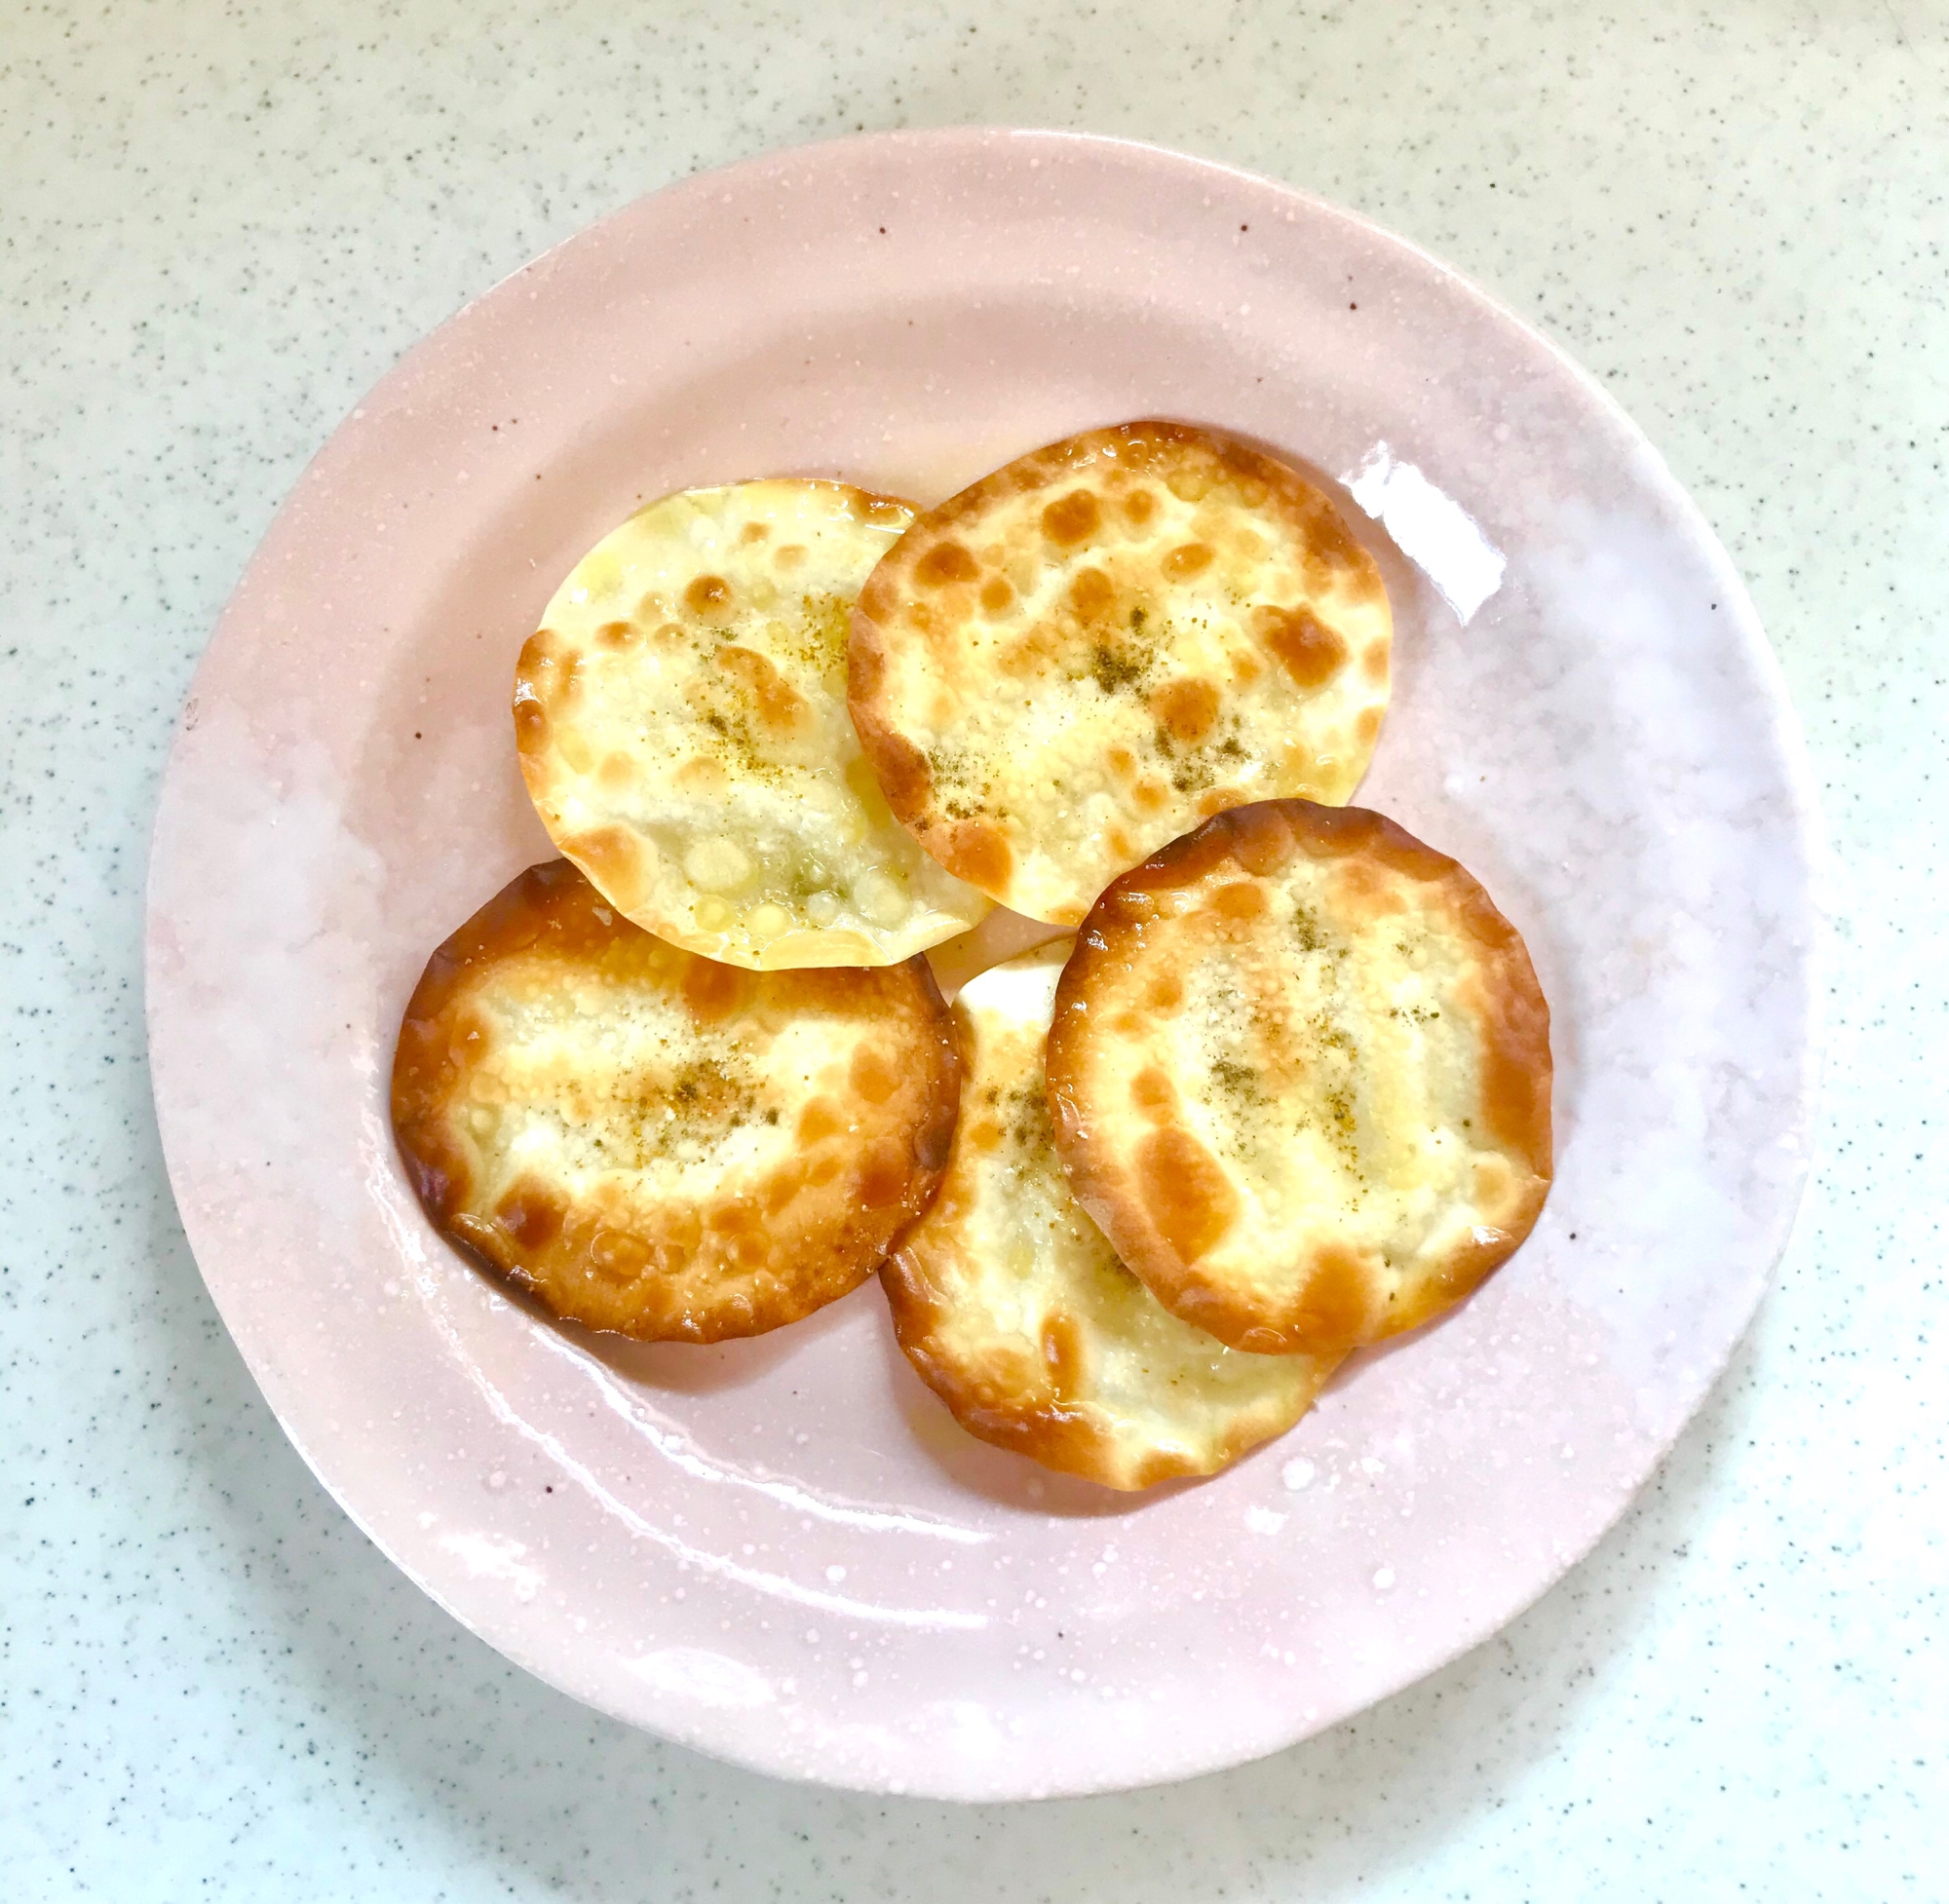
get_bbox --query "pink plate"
[146,130,1818,1799]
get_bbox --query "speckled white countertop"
[4,2,1943,1897]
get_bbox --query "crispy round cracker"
[849,420,1392,926]
[1046,801,1551,1357]
[516,479,990,969]
[391,858,961,1342]
[883,943,1336,1490]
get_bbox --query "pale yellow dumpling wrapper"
[516,480,991,969]
[850,421,1394,927]
[882,942,1337,1491]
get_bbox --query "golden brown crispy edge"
[390,857,963,1341]
[846,420,1388,905]
[1045,799,1553,1353]
[881,970,1328,1490]
[881,1200,1302,1492]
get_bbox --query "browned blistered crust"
[881,946,1334,1490]
[849,420,1393,926]
[1046,800,1552,1357]
[882,1249,1328,1492]
[391,857,961,1342]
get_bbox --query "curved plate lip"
[144,126,1824,1800]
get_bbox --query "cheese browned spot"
[881,943,1337,1490]
[516,479,990,969]
[849,421,1393,925]
[391,858,962,1343]
[1046,800,1552,1356]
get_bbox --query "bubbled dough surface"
[849,422,1393,927]
[390,859,961,1343]
[1048,801,1552,1357]
[882,943,1334,1491]
[516,479,990,969]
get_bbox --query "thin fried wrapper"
[883,942,1336,1490]
[849,421,1393,926]
[516,479,990,969]
[391,858,961,1342]
[1047,801,1552,1357]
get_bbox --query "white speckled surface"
[3,0,1942,1893]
